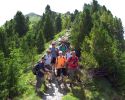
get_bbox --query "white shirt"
[45,54,52,65]
[65,52,71,59]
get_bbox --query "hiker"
[55,51,67,84]
[59,42,67,55]
[65,49,71,60]
[50,42,58,75]
[67,51,79,86]
[44,50,52,83]
[35,57,46,92]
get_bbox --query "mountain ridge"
[25,12,41,23]
[25,12,41,17]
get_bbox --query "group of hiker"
[33,39,80,93]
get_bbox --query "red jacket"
[67,56,78,69]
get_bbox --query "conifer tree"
[14,11,29,36]
[55,14,62,33]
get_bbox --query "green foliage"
[0,3,67,99]
[53,29,66,40]
[62,13,71,30]
[55,14,62,33]
[83,78,122,100]
[0,51,8,99]
[71,0,125,97]
[0,27,9,56]
[4,19,15,37]
[26,13,41,25]
[71,13,83,48]
[14,11,29,36]
[0,10,40,99]
[7,48,23,98]
[62,93,79,100]
[38,5,61,42]
[36,29,45,53]
[71,7,93,49]
[90,26,114,68]
[116,52,125,92]
[43,14,54,41]
[45,5,51,14]
[0,0,125,99]
[91,0,100,13]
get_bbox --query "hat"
[59,51,62,54]
[52,41,56,45]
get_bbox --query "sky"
[0,0,125,28]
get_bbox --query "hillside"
[25,12,41,23]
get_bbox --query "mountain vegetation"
[0,0,125,99]
[25,12,41,24]
[70,0,125,99]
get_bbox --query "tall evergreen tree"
[92,0,99,12]
[71,7,93,48]
[14,11,28,36]
[36,29,45,53]
[45,5,51,14]
[43,14,54,41]
[0,28,9,56]
[55,14,62,33]
[7,48,23,98]
[4,19,15,37]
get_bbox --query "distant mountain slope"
[25,12,41,23]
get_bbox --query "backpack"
[32,64,40,75]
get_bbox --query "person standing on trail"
[55,51,67,83]
[59,42,67,55]
[44,50,53,83]
[65,49,71,60]
[50,42,58,76]
[35,57,46,92]
[50,42,58,65]
[67,51,79,84]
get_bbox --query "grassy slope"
[62,77,121,100]
[14,30,66,100]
